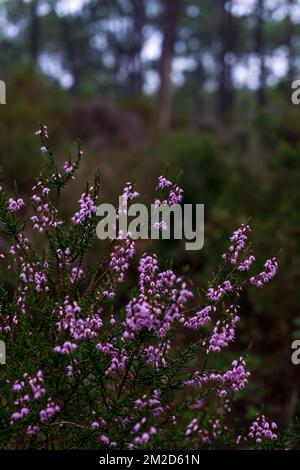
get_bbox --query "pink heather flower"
[64,160,76,174]
[27,425,40,436]
[238,255,255,271]
[56,247,72,265]
[55,298,103,342]
[130,426,157,448]
[66,359,80,377]
[10,406,30,424]
[51,172,62,183]
[12,380,25,392]
[168,184,183,204]
[39,400,60,422]
[53,341,78,355]
[154,221,168,231]
[20,407,30,416]
[185,357,250,397]
[99,434,117,448]
[185,418,199,437]
[192,419,223,445]
[113,182,139,243]
[71,188,97,224]
[154,177,183,206]
[31,181,63,232]
[157,176,172,189]
[134,391,163,417]
[121,182,139,203]
[246,415,277,443]
[70,266,84,284]
[189,400,205,410]
[206,306,240,353]
[222,224,250,265]
[124,254,192,339]
[96,343,128,377]
[102,236,136,298]
[19,261,49,294]
[108,238,136,284]
[40,146,47,153]
[132,417,147,434]
[35,124,48,139]
[8,198,25,213]
[250,257,278,287]
[142,344,169,369]
[11,371,46,425]
[29,371,46,400]
[185,305,215,329]
[207,280,233,302]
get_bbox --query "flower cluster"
[71,187,97,225]
[206,305,240,353]
[8,198,25,213]
[185,357,250,398]
[64,160,76,175]
[129,423,157,449]
[10,370,57,432]
[123,254,193,339]
[184,305,215,329]
[237,415,278,444]
[39,400,60,423]
[0,128,281,450]
[31,180,63,232]
[106,238,135,287]
[250,258,279,287]
[134,390,165,417]
[96,341,128,376]
[247,415,278,443]
[185,418,223,446]
[54,297,103,348]
[222,224,251,265]
[207,280,233,302]
[19,260,49,294]
[70,266,84,284]
[155,177,183,207]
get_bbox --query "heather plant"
[0,125,280,450]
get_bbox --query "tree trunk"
[286,0,295,83]
[29,0,40,65]
[128,0,145,96]
[255,0,267,107]
[218,0,234,116]
[158,0,180,131]
[61,18,80,92]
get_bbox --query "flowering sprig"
[0,127,281,450]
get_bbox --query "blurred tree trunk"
[255,0,266,107]
[128,0,145,96]
[61,18,80,92]
[286,0,295,83]
[158,0,180,131]
[218,0,234,117]
[29,0,40,65]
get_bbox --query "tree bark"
[286,0,295,83]
[61,18,80,92]
[158,0,180,131]
[255,0,267,106]
[218,0,234,116]
[29,0,40,65]
[128,0,145,95]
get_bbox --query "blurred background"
[1,0,300,432]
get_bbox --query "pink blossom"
[8,198,25,212]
